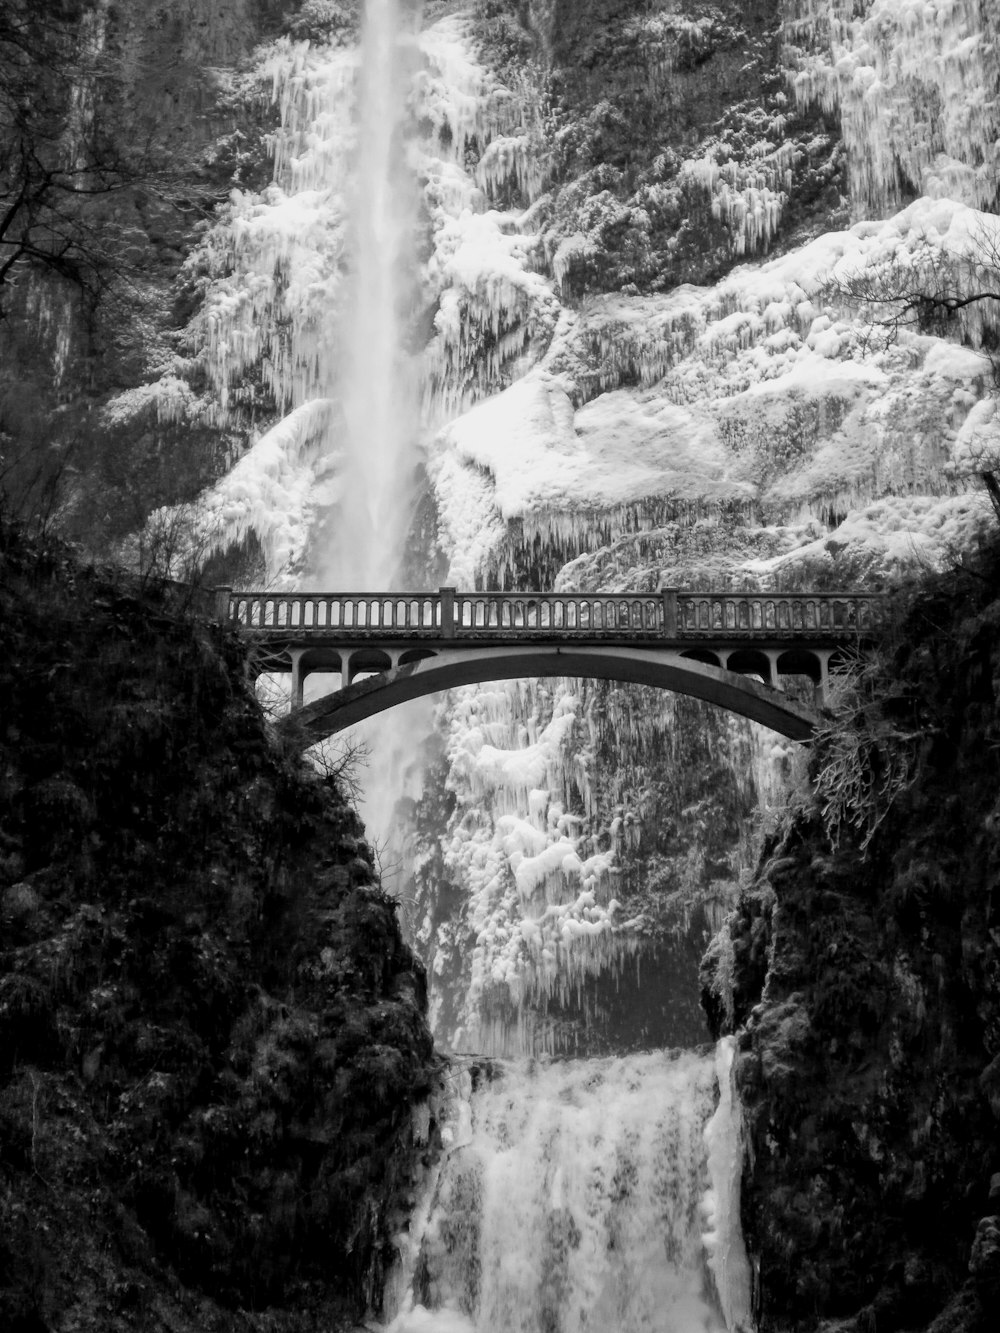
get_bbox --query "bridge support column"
[289,649,308,710]
[815,650,833,707]
[440,586,456,638]
[660,587,678,636]
[214,585,233,622]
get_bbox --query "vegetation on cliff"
[0,519,438,1331]
[703,540,1000,1332]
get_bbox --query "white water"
[316,0,418,589]
[387,1041,752,1333]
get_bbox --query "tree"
[833,217,1000,520]
[0,0,239,535]
[0,0,142,313]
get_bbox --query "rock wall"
[0,0,293,559]
[0,519,438,1331]
[480,0,845,296]
[703,546,1000,1331]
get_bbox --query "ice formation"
[119,7,551,581]
[196,40,357,415]
[425,680,639,1053]
[90,9,1000,1320]
[416,185,999,1058]
[432,197,998,595]
[787,0,1000,217]
[389,1046,745,1333]
[184,399,340,577]
[680,144,795,257]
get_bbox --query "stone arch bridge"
[215,586,884,745]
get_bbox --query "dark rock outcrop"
[704,547,1000,1332]
[0,520,439,1331]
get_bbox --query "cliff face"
[0,0,289,559]
[0,520,437,1331]
[703,546,1000,1331]
[521,0,844,295]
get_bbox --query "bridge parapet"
[219,587,884,640]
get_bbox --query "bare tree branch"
[832,224,1000,518]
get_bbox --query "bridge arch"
[724,647,773,683]
[276,644,822,748]
[679,647,722,669]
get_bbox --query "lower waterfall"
[387,1040,751,1333]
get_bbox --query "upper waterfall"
[322,0,418,589]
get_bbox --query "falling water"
[315,0,418,589]
[309,0,431,857]
[264,14,756,1328]
[387,1041,752,1333]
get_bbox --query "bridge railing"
[677,593,884,635]
[225,592,445,632]
[220,587,884,639]
[451,592,668,633]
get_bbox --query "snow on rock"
[745,492,991,583]
[953,398,1000,475]
[102,374,202,429]
[424,213,558,418]
[433,371,745,522]
[189,399,340,577]
[431,197,997,591]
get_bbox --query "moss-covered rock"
[704,545,1000,1333]
[0,520,439,1332]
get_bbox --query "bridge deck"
[218,587,883,643]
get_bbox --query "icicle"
[787,0,1000,217]
[680,142,797,256]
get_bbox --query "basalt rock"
[704,548,1000,1333]
[0,520,439,1332]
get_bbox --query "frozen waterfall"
[387,1041,752,1333]
[156,5,768,1326]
